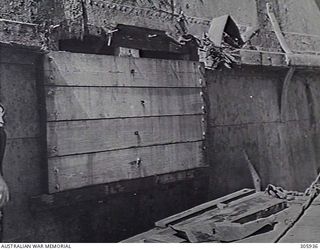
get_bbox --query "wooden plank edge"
[46,113,204,123]
[43,83,203,89]
[47,139,204,158]
[29,167,209,212]
[155,188,255,228]
[232,199,288,223]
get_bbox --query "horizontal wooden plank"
[48,141,204,193]
[45,51,199,73]
[31,168,209,211]
[45,87,204,121]
[44,52,202,87]
[155,188,255,228]
[47,115,203,157]
[44,70,201,88]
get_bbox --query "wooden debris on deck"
[155,188,255,228]
[122,188,291,243]
[123,176,320,243]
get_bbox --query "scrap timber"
[122,188,320,243]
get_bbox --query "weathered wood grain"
[172,192,272,228]
[48,141,204,193]
[47,115,203,157]
[238,201,303,243]
[125,191,289,243]
[155,188,255,228]
[44,52,202,87]
[44,69,200,88]
[44,52,198,73]
[45,87,203,121]
[44,51,205,193]
[31,168,208,211]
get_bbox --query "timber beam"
[29,168,209,212]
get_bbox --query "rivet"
[134,131,139,135]
[200,91,204,96]
[54,168,59,174]
[201,118,205,123]
[55,184,60,190]
[199,79,203,85]
[141,100,145,105]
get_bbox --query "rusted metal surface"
[206,67,320,197]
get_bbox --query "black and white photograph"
[0,0,320,246]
